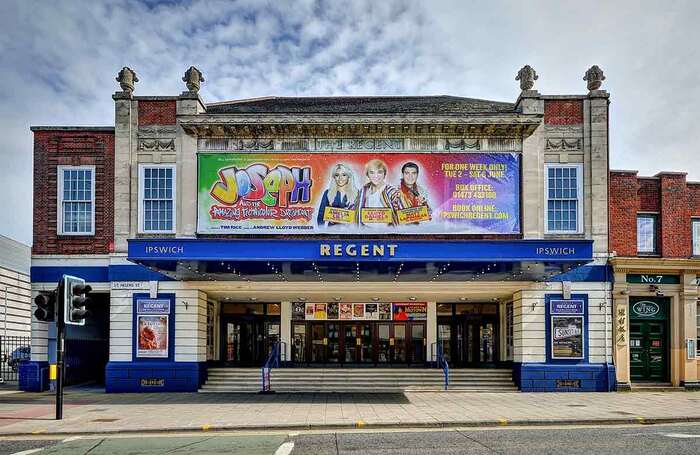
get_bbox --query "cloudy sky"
[1,0,698,245]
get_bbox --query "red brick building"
[609,170,700,390]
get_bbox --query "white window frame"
[138,164,177,234]
[636,213,658,254]
[544,163,584,234]
[57,165,96,236]
[692,219,700,257]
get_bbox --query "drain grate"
[91,418,120,423]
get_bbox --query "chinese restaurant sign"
[197,152,520,234]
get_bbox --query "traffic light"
[34,291,56,322]
[62,275,92,326]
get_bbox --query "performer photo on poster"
[357,159,402,227]
[305,303,315,320]
[353,303,365,319]
[327,302,340,319]
[378,303,392,320]
[314,303,327,320]
[396,162,431,224]
[551,316,584,359]
[340,303,352,319]
[392,302,427,321]
[365,303,378,319]
[317,164,359,226]
[137,315,168,358]
[292,302,305,320]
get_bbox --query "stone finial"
[515,65,538,91]
[115,67,138,95]
[182,66,205,93]
[583,65,605,91]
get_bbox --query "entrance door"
[223,319,265,366]
[460,317,497,366]
[343,323,373,364]
[409,323,426,365]
[310,323,327,363]
[630,320,668,381]
[629,297,669,382]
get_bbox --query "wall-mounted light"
[458,297,468,302]
[250,297,258,302]
[371,297,380,302]
[298,297,307,302]
[333,297,342,302]
[408,296,417,301]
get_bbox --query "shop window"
[57,166,95,235]
[545,164,583,234]
[637,214,657,254]
[139,164,176,233]
[437,304,453,316]
[267,303,281,315]
[692,219,700,256]
[506,303,514,360]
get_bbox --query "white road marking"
[288,432,299,437]
[274,441,295,455]
[663,433,700,439]
[62,436,82,443]
[10,449,44,455]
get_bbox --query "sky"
[1,0,699,245]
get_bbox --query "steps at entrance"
[200,368,517,393]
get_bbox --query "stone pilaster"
[176,92,206,237]
[113,91,138,253]
[680,272,699,388]
[612,272,631,390]
[586,90,610,256]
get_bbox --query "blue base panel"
[105,361,207,393]
[513,363,616,392]
[18,361,49,392]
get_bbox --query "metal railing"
[430,341,449,390]
[0,336,31,383]
[260,341,287,392]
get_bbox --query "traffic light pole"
[55,281,65,420]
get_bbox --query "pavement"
[2,387,700,436]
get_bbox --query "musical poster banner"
[197,152,520,234]
[293,302,426,321]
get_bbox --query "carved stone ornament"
[515,65,538,91]
[445,138,480,151]
[116,67,138,95]
[583,65,605,91]
[546,138,582,151]
[139,139,175,152]
[182,66,205,93]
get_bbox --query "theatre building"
[610,170,700,389]
[23,65,615,393]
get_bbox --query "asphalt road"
[3,423,700,454]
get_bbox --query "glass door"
[437,323,451,363]
[292,323,306,364]
[327,323,341,363]
[409,323,425,365]
[377,323,391,364]
[343,324,358,363]
[310,323,327,363]
[393,323,407,363]
[359,323,373,364]
[479,321,495,363]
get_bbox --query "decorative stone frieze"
[138,125,177,138]
[445,138,480,150]
[545,138,582,151]
[138,139,175,152]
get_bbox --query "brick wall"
[138,100,176,126]
[544,100,583,125]
[610,171,699,258]
[609,171,638,257]
[32,129,115,255]
[659,174,689,257]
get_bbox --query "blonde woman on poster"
[317,163,359,226]
[357,159,402,227]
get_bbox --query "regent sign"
[197,152,520,235]
[320,243,398,258]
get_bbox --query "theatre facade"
[24,65,615,393]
